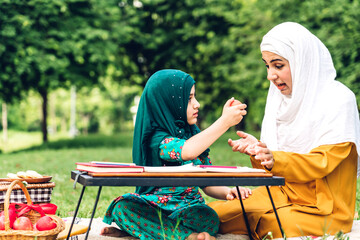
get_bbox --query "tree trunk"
[69,85,77,137]
[40,89,48,142]
[2,102,8,143]
[49,93,57,135]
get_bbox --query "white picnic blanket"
[62,217,360,240]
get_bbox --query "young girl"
[101,69,250,240]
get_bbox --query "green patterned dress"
[103,137,219,240]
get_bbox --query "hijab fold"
[260,22,360,176]
[132,69,209,194]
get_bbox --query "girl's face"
[187,85,200,125]
[262,51,292,95]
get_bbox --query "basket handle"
[4,180,33,230]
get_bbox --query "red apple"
[13,216,33,230]
[0,208,17,230]
[34,216,57,231]
[0,214,5,230]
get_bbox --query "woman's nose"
[267,69,277,81]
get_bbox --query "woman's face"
[262,51,292,95]
[187,85,200,125]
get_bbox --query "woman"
[209,22,360,239]
[101,69,250,240]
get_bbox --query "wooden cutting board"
[57,223,89,239]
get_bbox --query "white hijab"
[260,22,360,176]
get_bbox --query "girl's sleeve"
[159,136,186,162]
[267,142,356,182]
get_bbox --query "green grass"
[0,130,45,153]
[0,132,136,218]
[0,147,135,218]
[0,130,359,221]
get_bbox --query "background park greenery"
[0,0,360,218]
[0,0,359,142]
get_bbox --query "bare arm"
[202,186,252,200]
[182,98,247,160]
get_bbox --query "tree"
[110,0,271,130]
[0,0,121,142]
[1,0,358,139]
[302,0,360,108]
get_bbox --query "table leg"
[66,186,86,240]
[236,186,253,240]
[84,186,103,240]
[265,186,284,238]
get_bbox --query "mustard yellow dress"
[208,142,357,239]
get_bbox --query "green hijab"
[133,69,209,194]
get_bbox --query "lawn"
[0,131,359,221]
[0,130,252,218]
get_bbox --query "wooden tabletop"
[88,171,273,177]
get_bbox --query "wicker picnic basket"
[0,180,65,240]
[0,181,56,212]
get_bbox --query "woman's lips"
[277,83,286,90]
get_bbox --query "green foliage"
[112,0,360,130]
[157,208,182,240]
[0,0,128,141]
[3,83,141,135]
[6,93,42,131]
[114,0,271,129]
[1,0,359,135]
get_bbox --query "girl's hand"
[226,187,252,200]
[221,98,247,128]
[228,131,258,155]
[253,142,274,170]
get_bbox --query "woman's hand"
[228,131,258,155]
[226,187,252,200]
[253,142,274,170]
[220,98,247,128]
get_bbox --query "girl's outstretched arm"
[181,98,247,160]
[203,186,252,200]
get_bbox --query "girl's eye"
[276,65,284,69]
[265,64,269,69]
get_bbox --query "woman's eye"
[276,65,284,69]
